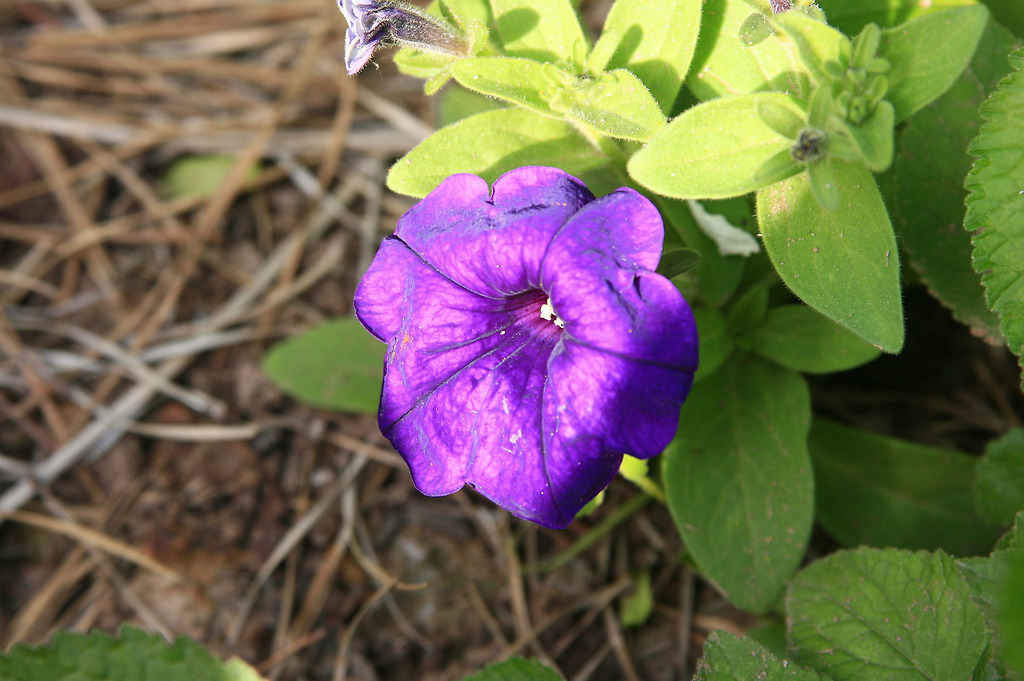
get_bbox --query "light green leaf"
[810,418,1004,555]
[975,428,1024,525]
[452,57,559,116]
[740,304,881,373]
[263,317,385,414]
[890,19,1014,343]
[161,154,260,199]
[437,85,505,127]
[686,0,809,101]
[695,631,829,681]
[756,159,904,352]
[772,10,850,84]
[880,5,990,121]
[964,46,1024,373]
[0,626,267,681]
[490,0,587,69]
[788,548,991,681]
[830,100,895,171]
[550,68,668,141]
[387,108,605,198]
[663,354,813,614]
[815,0,980,34]
[599,0,703,111]
[460,657,564,681]
[629,93,804,199]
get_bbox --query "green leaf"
[756,159,904,352]
[437,85,505,127]
[691,307,733,382]
[809,418,1004,555]
[0,626,266,681]
[161,154,260,199]
[830,100,895,172]
[598,0,703,111]
[788,547,991,681]
[663,354,813,614]
[880,6,990,121]
[1000,550,1024,677]
[387,108,605,198]
[657,248,703,279]
[965,46,1024,372]
[976,428,1024,525]
[740,304,881,373]
[889,21,1015,343]
[263,317,385,414]
[772,10,850,84]
[686,0,810,101]
[619,570,654,627]
[452,57,560,117]
[460,657,564,681]
[629,93,804,199]
[547,68,668,142]
[695,632,828,681]
[815,0,981,34]
[490,0,587,69]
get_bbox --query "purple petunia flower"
[354,167,699,528]
[338,0,467,75]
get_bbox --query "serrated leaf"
[263,317,385,414]
[161,154,260,200]
[387,108,606,198]
[663,354,813,614]
[788,547,991,681]
[976,429,1024,525]
[695,631,829,681]
[809,418,1004,555]
[756,159,904,352]
[815,0,981,34]
[0,626,266,681]
[490,0,587,69]
[880,6,990,122]
[964,46,1024,373]
[890,20,1015,342]
[629,93,804,200]
[599,0,703,111]
[686,0,810,101]
[460,657,564,681]
[740,304,881,373]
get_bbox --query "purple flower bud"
[770,0,793,12]
[339,0,468,74]
[354,167,699,528]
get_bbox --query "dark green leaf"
[816,0,982,34]
[691,307,733,383]
[890,21,1015,343]
[460,657,563,681]
[695,631,828,681]
[387,108,606,198]
[964,46,1024,372]
[976,429,1024,525]
[599,0,703,111]
[788,547,991,681]
[263,317,386,414]
[0,626,265,681]
[663,354,813,614]
[629,93,804,199]
[880,6,990,121]
[756,159,904,352]
[657,248,703,279]
[809,418,1004,555]
[741,304,881,374]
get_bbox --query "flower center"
[539,297,565,329]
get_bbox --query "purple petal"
[395,168,595,296]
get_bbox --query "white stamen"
[539,298,565,328]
